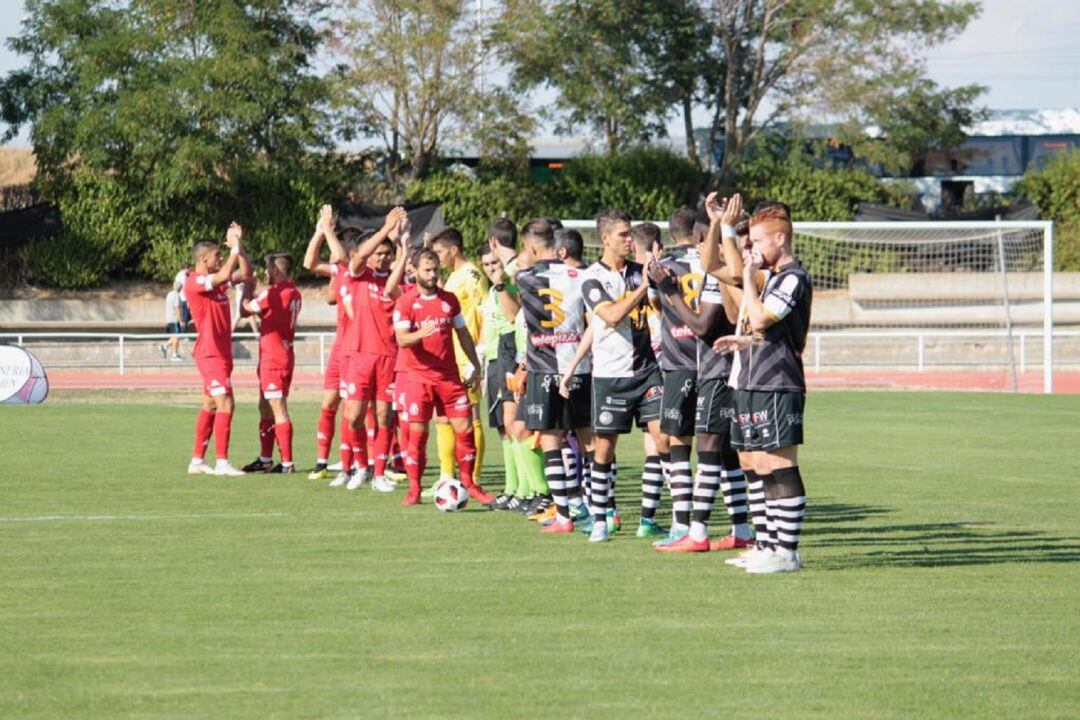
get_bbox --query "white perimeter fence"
[2,330,1078,393]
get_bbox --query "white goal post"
[561,219,1055,393]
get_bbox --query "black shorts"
[524,372,592,431]
[592,369,663,435]
[731,389,805,451]
[660,369,698,437]
[484,334,519,429]
[695,377,736,441]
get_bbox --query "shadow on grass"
[807,501,1080,569]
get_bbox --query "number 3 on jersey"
[539,287,565,328]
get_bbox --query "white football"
[433,478,469,512]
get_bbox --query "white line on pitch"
[0,512,291,523]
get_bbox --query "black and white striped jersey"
[516,259,590,376]
[697,277,736,381]
[581,259,657,379]
[648,244,708,372]
[743,261,813,392]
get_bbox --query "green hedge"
[1013,150,1080,271]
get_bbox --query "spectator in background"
[175,266,192,327]
[161,279,185,362]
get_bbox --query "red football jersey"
[328,262,352,346]
[344,266,397,356]
[250,279,302,364]
[392,287,465,383]
[185,273,234,360]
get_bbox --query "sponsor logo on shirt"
[529,332,581,347]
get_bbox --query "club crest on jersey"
[568,269,578,278]
[441,301,452,313]
[410,403,419,416]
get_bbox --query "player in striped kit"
[648,194,753,552]
[513,219,593,532]
[577,210,663,543]
[709,201,812,573]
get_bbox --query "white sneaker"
[327,461,343,471]
[345,470,368,490]
[329,471,350,488]
[588,523,610,543]
[187,460,214,475]
[725,545,771,567]
[371,476,396,493]
[170,355,183,363]
[745,550,801,575]
[214,462,245,477]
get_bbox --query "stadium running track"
[46,370,1080,394]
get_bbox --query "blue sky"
[1,0,1078,148]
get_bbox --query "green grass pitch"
[1,391,1078,718]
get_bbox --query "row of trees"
[0,0,1027,287]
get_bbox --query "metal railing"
[2,329,1077,386]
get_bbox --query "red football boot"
[710,534,754,552]
[655,534,711,553]
[540,516,574,534]
[467,485,495,505]
[402,488,422,506]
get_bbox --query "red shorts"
[393,372,409,422]
[196,356,234,397]
[324,343,343,392]
[344,352,395,402]
[259,358,295,399]
[400,377,472,423]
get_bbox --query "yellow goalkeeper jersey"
[445,260,488,370]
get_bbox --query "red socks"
[213,412,232,461]
[351,419,368,471]
[406,426,430,494]
[316,407,337,463]
[373,426,392,477]
[339,423,354,473]
[275,421,293,464]
[455,429,478,489]
[193,409,214,460]
[259,419,275,459]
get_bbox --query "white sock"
[689,521,708,542]
[190,457,204,465]
[282,461,293,468]
[670,521,689,535]
[215,458,230,468]
[259,456,271,463]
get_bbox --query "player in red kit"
[241,253,303,473]
[393,246,495,506]
[185,222,253,476]
[302,205,349,479]
[339,207,409,491]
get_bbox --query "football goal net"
[562,219,1055,393]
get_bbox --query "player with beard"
[708,201,811,573]
[648,194,753,552]
[185,222,253,476]
[393,245,495,506]
[576,210,662,543]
